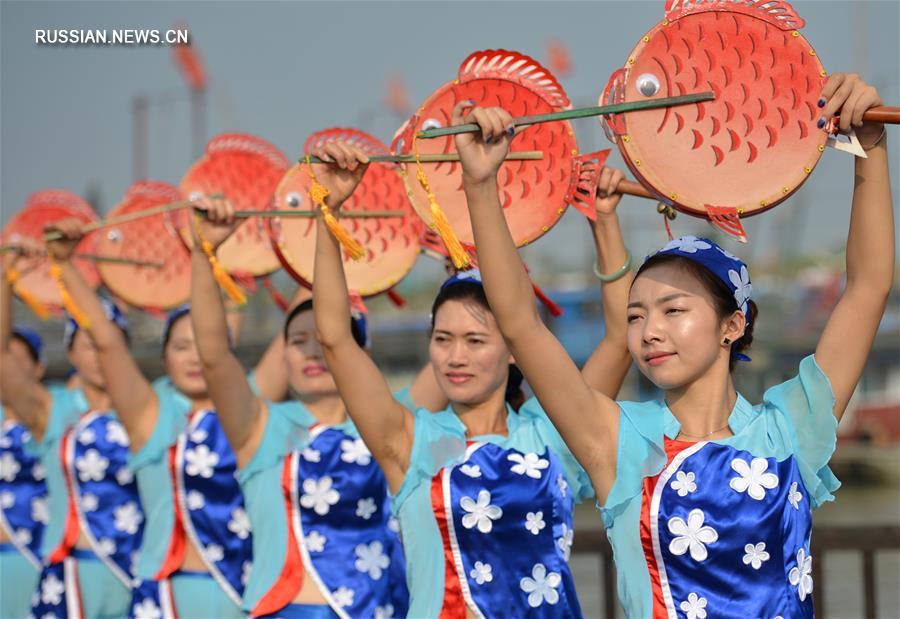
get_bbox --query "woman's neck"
[452,388,509,438]
[301,392,347,426]
[82,383,111,412]
[189,396,214,413]
[665,364,737,440]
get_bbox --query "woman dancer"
[310,138,634,617]
[455,73,893,617]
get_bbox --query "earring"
[723,338,731,345]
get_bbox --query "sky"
[2,0,899,283]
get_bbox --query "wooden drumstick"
[0,245,164,268]
[303,151,544,164]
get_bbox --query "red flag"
[171,22,207,91]
[546,39,572,76]
[384,74,411,115]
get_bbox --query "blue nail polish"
[507,126,515,136]
[817,98,826,108]
[817,117,825,128]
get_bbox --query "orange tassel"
[5,269,49,320]
[305,155,365,261]
[192,216,247,305]
[412,134,470,269]
[49,262,91,329]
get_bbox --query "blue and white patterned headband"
[12,325,45,365]
[440,268,484,292]
[162,305,191,348]
[64,298,129,348]
[350,310,370,350]
[649,236,752,362]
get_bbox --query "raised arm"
[581,168,634,398]
[0,252,51,438]
[311,141,414,492]
[815,74,894,419]
[44,220,158,450]
[454,104,620,499]
[189,199,266,467]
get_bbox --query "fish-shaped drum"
[394,49,605,248]
[270,128,421,297]
[604,0,827,239]
[2,190,100,312]
[94,181,191,311]
[177,133,289,277]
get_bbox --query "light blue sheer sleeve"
[517,397,595,503]
[26,385,86,457]
[598,401,669,529]
[393,386,415,412]
[757,354,839,508]
[129,378,192,471]
[235,400,315,485]
[391,407,466,514]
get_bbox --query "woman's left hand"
[819,73,884,146]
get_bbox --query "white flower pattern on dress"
[668,509,718,562]
[306,531,326,553]
[77,428,96,445]
[106,422,130,446]
[115,467,134,486]
[460,489,503,533]
[729,457,778,500]
[742,542,770,570]
[556,474,568,498]
[97,538,117,556]
[300,477,340,516]
[132,598,162,619]
[189,428,208,444]
[387,516,401,533]
[32,496,49,524]
[206,544,224,562]
[301,448,321,463]
[459,464,481,478]
[525,511,545,535]
[679,592,708,619]
[242,561,252,586]
[332,586,354,608]
[184,445,219,479]
[788,481,802,510]
[227,507,251,539]
[186,490,205,511]
[113,502,143,534]
[340,438,372,466]
[80,493,99,512]
[32,463,46,481]
[557,523,574,561]
[789,547,813,601]
[14,528,32,545]
[374,604,395,619]
[76,449,109,482]
[470,561,493,585]
[354,541,390,580]
[520,563,561,608]
[356,497,377,520]
[508,452,549,479]
[0,491,14,509]
[0,452,20,482]
[670,470,697,497]
[40,573,65,605]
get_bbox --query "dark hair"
[162,311,190,352]
[67,325,130,352]
[635,254,757,371]
[284,299,366,348]
[10,333,40,364]
[430,281,525,410]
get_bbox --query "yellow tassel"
[5,268,49,320]
[193,217,247,306]
[304,154,365,261]
[412,134,470,269]
[49,262,91,329]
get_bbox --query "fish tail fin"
[705,205,749,243]
[566,150,612,220]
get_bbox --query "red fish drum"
[270,128,422,297]
[603,0,827,240]
[2,190,101,312]
[94,181,191,311]
[394,49,607,248]
[176,133,289,278]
